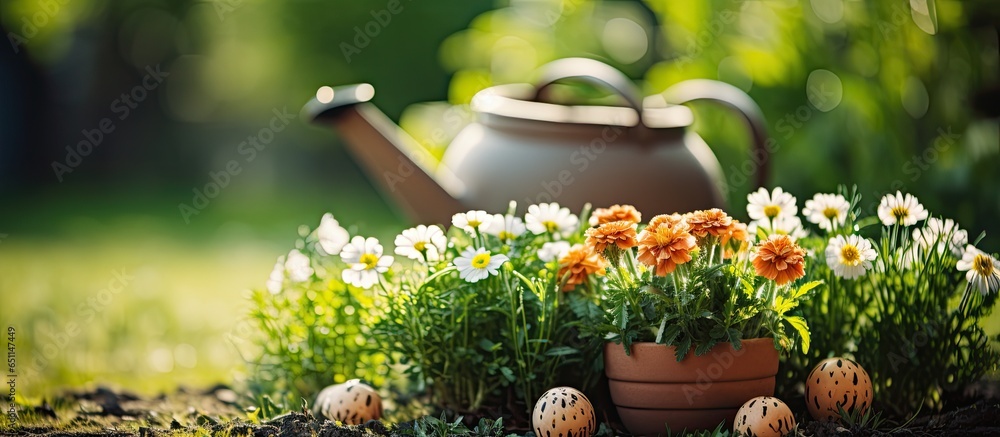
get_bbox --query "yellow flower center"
[413,241,427,252]
[823,207,839,220]
[471,253,491,269]
[498,231,514,241]
[891,206,910,221]
[973,254,995,276]
[840,245,861,266]
[360,253,379,270]
[763,205,781,218]
[467,219,482,228]
[544,221,559,233]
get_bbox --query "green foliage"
[787,186,1000,416]
[372,206,601,414]
[665,422,731,437]
[248,205,601,417]
[242,225,388,406]
[398,413,508,437]
[837,404,889,432]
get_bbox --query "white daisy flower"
[747,187,798,221]
[748,215,808,240]
[340,236,394,289]
[284,249,313,283]
[485,214,526,242]
[454,247,509,283]
[266,256,285,294]
[825,235,877,279]
[452,210,493,234]
[394,225,447,262]
[877,191,928,227]
[538,241,571,262]
[803,193,849,231]
[913,217,967,257]
[956,245,1000,296]
[525,202,579,237]
[316,213,350,256]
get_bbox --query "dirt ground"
[2,385,999,436]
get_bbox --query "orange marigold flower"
[647,213,687,230]
[585,220,638,253]
[557,244,608,291]
[685,208,734,239]
[752,234,806,285]
[590,204,642,226]
[636,221,697,276]
[721,220,750,246]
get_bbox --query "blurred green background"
[1,0,998,398]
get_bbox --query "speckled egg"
[313,379,383,424]
[804,357,873,421]
[733,396,796,437]
[532,387,596,437]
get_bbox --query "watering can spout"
[303,84,466,225]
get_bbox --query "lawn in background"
[0,183,402,399]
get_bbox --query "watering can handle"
[530,58,645,124]
[662,79,770,189]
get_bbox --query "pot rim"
[472,84,694,129]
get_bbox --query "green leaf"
[657,322,681,346]
[545,346,579,357]
[568,293,602,320]
[479,339,501,352]
[728,328,742,343]
[854,216,882,231]
[675,337,692,361]
[694,340,716,356]
[773,296,795,315]
[499,366,516,383]
[614,304,629,330]
[728,329,743,350]
[418,266,458,292]
[786,316,810,353]
[792,280,823,299]
[511,270,540,295]
[709,324,727,340]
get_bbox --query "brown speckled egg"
[532,387,596,437]
[313,379,382,424]
[805,357,873,421]
[733,396,796,437]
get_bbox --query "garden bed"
[5,384,1000,437]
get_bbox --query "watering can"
[303,58,769,225]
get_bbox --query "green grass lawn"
[0,184,403,401]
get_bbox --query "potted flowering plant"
[580,203,817,434]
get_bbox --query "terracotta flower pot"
[604,339,779,436]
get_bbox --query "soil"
[3,385,999,436]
